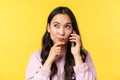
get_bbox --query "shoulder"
[32,50,41,57]
[82,49,94,65]
[29,50,42,63]
[82,49,93,61]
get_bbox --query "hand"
[69,31,83,65]
[69,31,81,57]
[43,42,65,69]
[48,42,65,61]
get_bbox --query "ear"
[47,24,50,33]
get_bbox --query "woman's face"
[47,14,73,45]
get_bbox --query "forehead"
[50,14,71,24]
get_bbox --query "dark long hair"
[41,6,86,80]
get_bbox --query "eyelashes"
[53,24,72,29]
[53,24,59,28]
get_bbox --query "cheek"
[50,32,55,39]
[65,31,72,39]
[49,30,57,41]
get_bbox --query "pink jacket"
[26,50,97,80]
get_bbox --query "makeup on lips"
[57,37,64,41]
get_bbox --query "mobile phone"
[70,30,76,46]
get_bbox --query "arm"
[26,42,65,80]
[70,32,97,80]
[73,51,97,80]
[25,51,51,80]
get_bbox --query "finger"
[69,36,80,42]
[69,36,77,40]
[55,47,62,53]
[53,37,65,46]
[69,36,81,45]
[69,39,80,46]
[69,39,79,44]
[70,34,80,39]
[54,42,65,47]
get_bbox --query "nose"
[59,28,65,36]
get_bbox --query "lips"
[57,38,64,41]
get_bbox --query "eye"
[65,25,71,29]
[53,24,59,28]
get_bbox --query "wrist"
[43,58,53,69]
[73,54,83,66]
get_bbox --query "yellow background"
[0,0,120,80]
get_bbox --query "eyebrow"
[66,22,72,25]
[53,22,60,24]
[53,22,72,25]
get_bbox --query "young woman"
[26,6,97,80]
